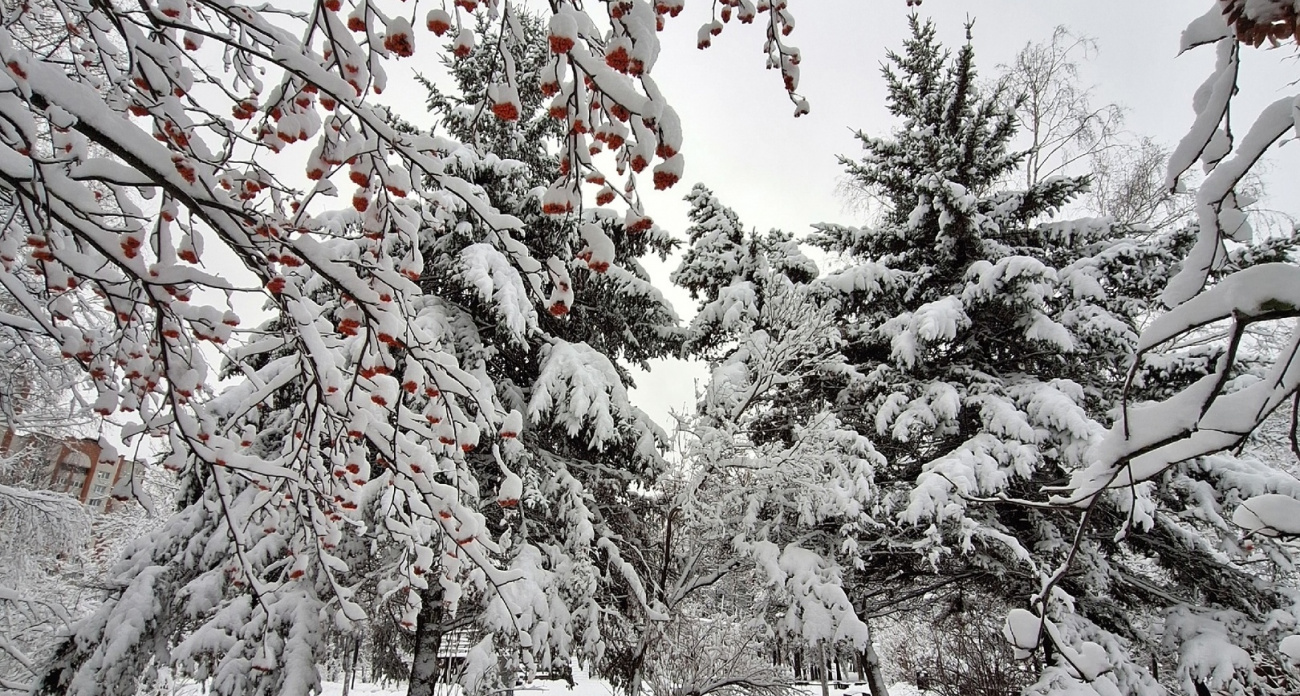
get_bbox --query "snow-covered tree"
[810,11,1123,628]
[0,459,176,695]
[676,15,1300,696]
[639,606,795,696]
[6,0,1298,693]
[406,13,681,694]
[670,184,896,696]
[823,17,1300,696]
[1035,3,1300,694]
[0,483,91,693]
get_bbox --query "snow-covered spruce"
[675,16,1300,696]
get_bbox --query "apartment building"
[0,425,137,512]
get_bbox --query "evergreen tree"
[673,184,816,356]
[677,17,1300,696]
[821,18,1300,696]
[672,185,893,695]
[415,12,683,694]
[808,19,1123,619]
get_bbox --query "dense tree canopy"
[675,13,1300,696]
[0,2,1298,696]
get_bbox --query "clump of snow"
[1004,608,1044,657]
[1281,634,1300,666]
[1232,493,1300,537]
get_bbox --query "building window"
[96,470,111,480]
[92,484,107,495]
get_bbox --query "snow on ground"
[798,683,932,696]
[315,668,618,696]
[178,668,932,696]
[316,682,421,696]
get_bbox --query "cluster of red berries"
[383,30,414,57]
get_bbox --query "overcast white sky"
[622,1,1300,428]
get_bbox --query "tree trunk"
[818,642,830,696]
[408,586,445,696]
[862,640,890,696]
[342,635,361,696]
[626,628,652,696]
[497,638,517,696]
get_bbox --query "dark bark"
[861,641,890,696]
[342,635,361,696]
[408,586,445,696]
[818,643,830,696]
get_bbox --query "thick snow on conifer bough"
[1003,608,1044,657]
[1232,494,1300,537]
[1282,635,1300,666]
[1002,609,1112,682]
